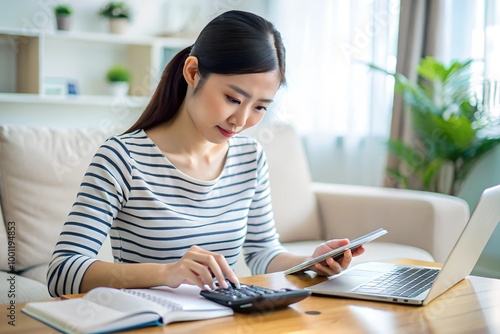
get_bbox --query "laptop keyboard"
[353,266,439,298]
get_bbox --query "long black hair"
[126,10,286,133]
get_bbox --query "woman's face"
[185,67,281,144]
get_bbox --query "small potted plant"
[99,2,131,34]
[54,4,73,31]
[106,65,131,96]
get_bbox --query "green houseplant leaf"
[99,2,131,19]
[55,5,72,15]
[372,57,500,195]
[106,65,131,83]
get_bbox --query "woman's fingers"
[337,249,352,269]
[313,249,354,276]
[352,245,365,257]
[173,246,239,290]
[184,264,212,289]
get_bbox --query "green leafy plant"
[54,4,72,15]
[106,65,131,83]
[99,2,131,19]
[371,57,500,195]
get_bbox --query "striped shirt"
[47,130,286,297]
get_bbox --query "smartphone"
[284,228,388,275]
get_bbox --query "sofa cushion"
[0,126,110,275]
[247,124,322,242]
[0,271,52,304]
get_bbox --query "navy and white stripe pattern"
[47,130,285,297]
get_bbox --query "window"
[267,0,498,186]
[268,0,400,185]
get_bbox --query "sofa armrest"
[312,182,470,263]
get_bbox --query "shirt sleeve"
[47,137,132,297]
[243,141,287,275]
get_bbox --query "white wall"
[0,99,144,132]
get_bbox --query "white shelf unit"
[0,29,193,103]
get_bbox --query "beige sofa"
[0,124,470,304]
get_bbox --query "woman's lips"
[218,127,236,138]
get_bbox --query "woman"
[47,10,363,297]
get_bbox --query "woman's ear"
[183,56,199,88]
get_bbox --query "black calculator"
[200,282,311,313]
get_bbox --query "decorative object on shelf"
[67,80,79,95]
[99,2,131,34]
[54,4,73,31]
[371,57,500,196]
[43,77,79,96]
[106,65,131,96]
[43,77,69,96]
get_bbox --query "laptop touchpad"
[309,263,394,292]
[327,270,379,290]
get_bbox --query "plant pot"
[56,15,71,31]
[109,18,129,34]
[109,82,129,97]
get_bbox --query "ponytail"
[125,46,192,133]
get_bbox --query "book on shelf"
[22,285,234,334]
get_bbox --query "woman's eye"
[226,96,241,104]
[256,106,268,112]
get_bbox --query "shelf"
[45,30,193,49]
[0,93,150,107]
[0,28,193,101]
[0,28,40,38]
[0,28,193,48]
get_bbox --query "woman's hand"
[309,239,365,276]
[163,245,239,290]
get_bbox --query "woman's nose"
[228,107,249,128]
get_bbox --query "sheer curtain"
[268,0,400,186]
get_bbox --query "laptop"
[306,184,500,306]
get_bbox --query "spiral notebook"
[22,285,233,333]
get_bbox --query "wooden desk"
[3,261,500,333]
